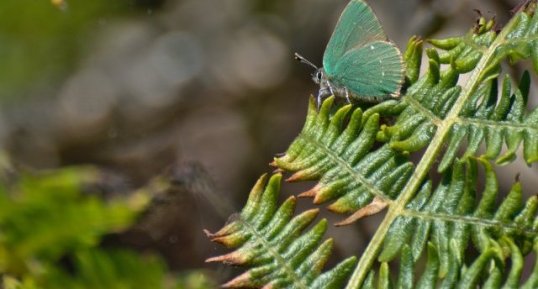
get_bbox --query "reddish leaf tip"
[285,172,302,182]
[205,251,246,265]
[334,197,389,226]
[222,271,252,288]
[312,191,326,204]
[298,186,318,198]
[204,223,238,240]
[334,216,357,227]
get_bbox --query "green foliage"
[377,17,538,171]
[0,166,194,289]
[0,167,140,273]
[39,249,169,289]
[208,2,538,289]
[0,0,126,100]
[378,158,538,289]
[206,174,357,288]
[274,97,412,225]
[176,270,217,289]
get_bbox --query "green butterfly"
[296,0,405,106]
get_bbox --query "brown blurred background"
[2,0,536,285]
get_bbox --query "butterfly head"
[312,69,325,84]
[294,53,332,107]
[294,53,326,85]
[315,70,332,101]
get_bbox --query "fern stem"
[457,117,538,130]
[401,210,537,236]
[345,12,521,288]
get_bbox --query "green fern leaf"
[375,5,538,170]
[273,97,413,224]
[209,1,538,288]
[378,158,538,287]
[206,174,357,288]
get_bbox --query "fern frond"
[272,3,538,288]
[273,97,413,224]
[373,157,538,288]
[440,71,538,169]
[209,2,538,288]
[375,5,538,171]
[206,174,357,288]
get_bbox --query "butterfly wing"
[331,41,404,99]
[323,0,386,75]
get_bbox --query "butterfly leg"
[316,79,332,110]
[344,87,351,104]
[328,82,335,97]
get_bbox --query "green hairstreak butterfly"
[296,0,404,106]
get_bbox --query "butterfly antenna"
[294,52,318,70]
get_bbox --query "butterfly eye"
[316,71,322,81]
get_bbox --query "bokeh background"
[2,0,536,287]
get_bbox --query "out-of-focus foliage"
[176,270,217,289]
[0,0,125,100]
[0,167,141,271]
[0,165,211,289]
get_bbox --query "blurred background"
[1,0,536,288]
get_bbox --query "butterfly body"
[298,0,404,105]
[313,67,396,103]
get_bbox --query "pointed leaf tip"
[299,185,321,198]
[267,173,283,186]
[335,197,389,226]
[286,172,301,182]
[286,170,310,182]
[205,251,247,265]
[222,271,253,288]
